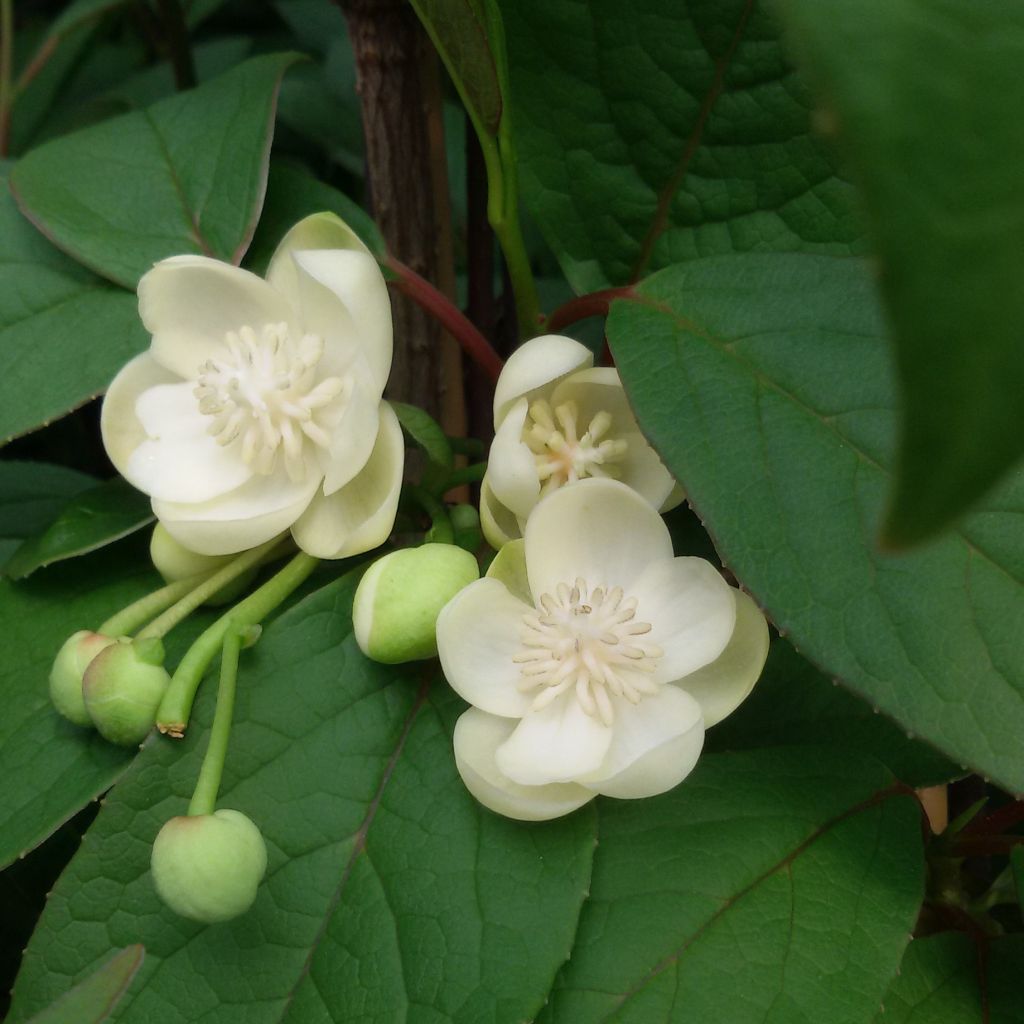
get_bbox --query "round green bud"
[354,544,480,664]
[149,525,256,606]
[50,630,117,727]
[449,504,483,552]
[151,810,267,924]
[82,637,171,745]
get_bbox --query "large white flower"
[438,478,769,821]
[480,334,680,548]
[101,213,403,558]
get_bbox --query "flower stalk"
[99,574,211,638]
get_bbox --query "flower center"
[524,400,629,495]
[194,323,347,481]
[513,578,663,726]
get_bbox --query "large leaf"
[11,54,300,288]
[608,253,1024,792]
[500,0,862,294]
[25,946,143,1024]
[0,461,94,563]
[0,174,145,443]
[779,0,1024,547]
[9,574,597,1023]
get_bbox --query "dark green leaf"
[25,946,143,1024]
[609,253,1024,791]
[0,174,146,442]
[0,461,95,562]
[778,0,1024,547]
[8,574,596,1023]
[1012,846,1024,913]
[391,401,454,470]
[709,637,959,788]
[11,54,301,288]
[500,0,863,294]
[5,478,153,580]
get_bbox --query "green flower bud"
[50,630,117,727]
[354,544,479,664]
[149,524,257,606]
[450,504,483,552]
[151,810,267,924]
[82,637,171,745]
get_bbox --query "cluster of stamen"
[194,323,347,481]
[513,579,663,726]
[524,400,629,496]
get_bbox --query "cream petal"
[580,686,704,799]
[479,476,523,550]
[676,589,769,727]
[318,380,380,495]
[524,478,673,602]
[139,256,297,380]
[436,577,535,718]
[153,463,319,556]
[495,693,612,786]
[660,480,687,513]
[631,556,737,684]
[101,353,179,479]
[453,708,594,822]
[485,539,531,605]
[493,334,593,428]
[290,402,403,559]
[486,398,541,520]
[616,431,677,510]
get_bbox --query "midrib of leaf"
[598,782,909,1020]
[628,0,756,283]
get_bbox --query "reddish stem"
[964,800,1024,837]
[388,258,503,383]
[546,286,635,333]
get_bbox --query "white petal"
[318,378,380,495]
[291,402,403,559]
[139,256,297,380]
[453,709,594,822]
[153,463,319,556]
[631,556,737,683]
[486,398,541,520]
[495,694,612,786]
[580,686,704,799]
[524,478,673,602]
[676,589,769,727]
[615,431,677,510]
[101,353,179,479]
[436,577,535,718]
[484,539,531,605]
[660,480,687,513]
[493,334,593,427]
[479,477,523,550]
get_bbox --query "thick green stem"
[137,539,284,641]
[443,462,487,489]
[408,485,454,544]
[157,552,320,737]
[0,0,14,157]
[99,574,208,637]
[188,627,243,816]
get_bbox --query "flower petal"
[485,539,531,605]
[153,463,319,555]
[101,353,179,480]
[579,686,704,799]
[676,589,769,727]
[436,576,535,718]
[125,382,254,503]
[265,211,373,299]
[495,694,612,786]
[486,397,541,520]
[290,401,403,559]
[524,478,673,602]
[493,334,593,427]
[453,708,594,821]
[317,375,380,495]
[139,256,297,380]
[631,556,737,683]
[479,476,522,550]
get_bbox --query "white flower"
[480,334,680,548]
[101,213,404,558]
[437,478,769,821]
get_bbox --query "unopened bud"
[449,504,482,552]
[150,524,256,605]
[82,637,171,745]
[50,630,116,727]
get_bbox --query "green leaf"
[8,574,597,1023]
[608,253,1024,792]
[499,0,863,294]
[11,54,301,288]
[709,638,958,788]
[778,1,1024,548]
[25,946,143,1024]
[537,749,921,1022]
[0,174,146,442]
[0,461,95,562]
[4,478,153,580]
[874,933,1024,1024]
[1012,846,1024,913]
[390,401,454,471]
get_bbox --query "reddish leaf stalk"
[546,286,636,333]
[964,800,1024,838]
